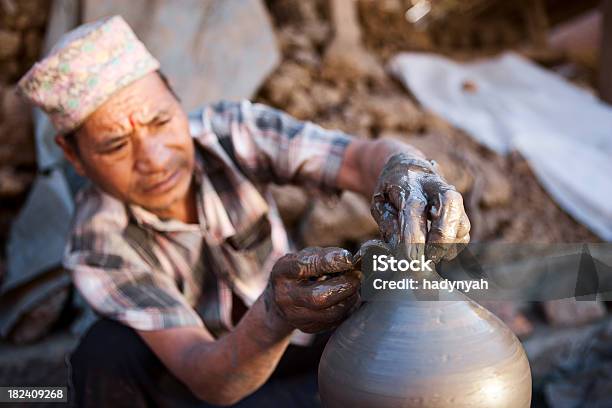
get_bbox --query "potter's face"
[58,72,195,215]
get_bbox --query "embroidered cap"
[17,15,160,134]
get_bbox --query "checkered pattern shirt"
[63,100,351,337]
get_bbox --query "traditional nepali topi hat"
[17,15,160,134]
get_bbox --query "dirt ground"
[257,0,600,247]
[0,0,48,268]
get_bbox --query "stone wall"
[0,0,50,261]
[0,0,50,83]
[259,0,599,248]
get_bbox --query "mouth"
[142,168,184,195]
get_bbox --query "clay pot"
[318,245,532,407]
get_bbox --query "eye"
[102,142,127,154]
[155,117,171,126]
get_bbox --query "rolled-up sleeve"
[206,100,352,193]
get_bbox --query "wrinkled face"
[58,72,195,218]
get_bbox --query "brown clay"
[371,153,470,263]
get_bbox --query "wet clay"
[371,153,470,263]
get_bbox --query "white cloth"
[389,52,612,241]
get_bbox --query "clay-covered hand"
[265,247,361,334]
[371,153,470,262]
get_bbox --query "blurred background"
[0,1,611,406]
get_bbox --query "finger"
[286,292,360,332]
[456,211,471,240]
[400,196,428,259]
[353,239,390,268]
[425,242,447,264]
[427,189,465,244]
[294,247,353,279]
[385,184,409,216]
[427,233,471,263]
[442,233,470,261]
[371,191,386,218]
[311,292,359,323]
[318,292,361,327]
[291,272,361,310]
[371,199,400,245]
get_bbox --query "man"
[18,16,469,407]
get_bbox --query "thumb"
[296,247,353,279]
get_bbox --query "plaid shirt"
[63,100,350,338]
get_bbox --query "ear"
[55,133,86,176]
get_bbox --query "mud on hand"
[267,247,361,334]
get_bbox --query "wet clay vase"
[318,245,532,407]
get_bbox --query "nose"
[133,134,172,174]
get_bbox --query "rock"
[287,88,316,119]
[420,112,457,136]
[11,0,50,30]
[338,95,375,136]
[542,298,607,327]
[0,86,35,167]
[478,161,512,208]
[301,20,331,48]
[270,184,309,226]
[0,29,21,59]
[265,62,313,108]
[1,85,28,121]
[266,0,324,29]
[292,48,321,69]
[258,0,603,248]
[309,82,344,112]
[278,26,313,53]
[322,39,386,83]
[23,29,41,60]
[358,0,434,58]
[266,0,331,49]
[0,167,33,197]
[0,0,18,16]
[364,95,423,132]
[0,60,19,82]
[301,191,378,247]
